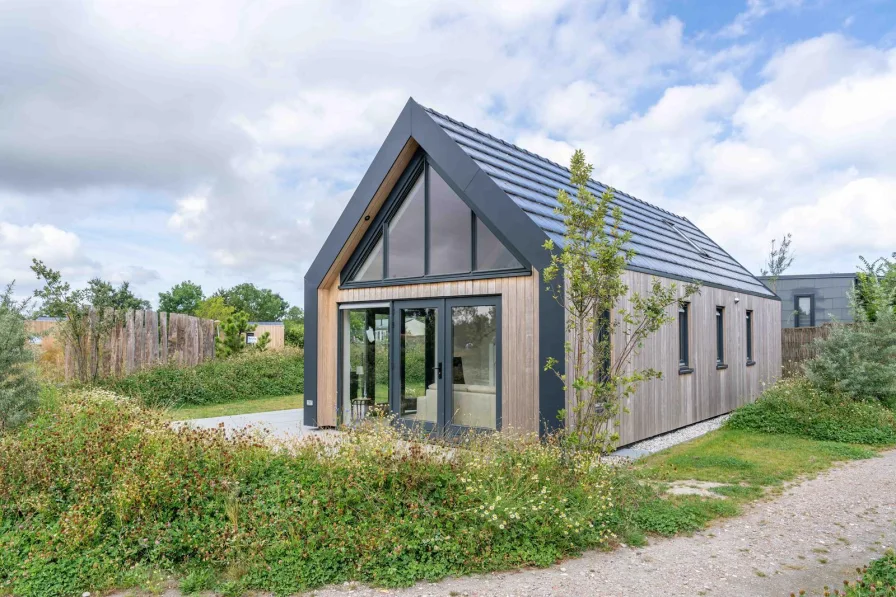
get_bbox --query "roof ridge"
[421,104,686,221]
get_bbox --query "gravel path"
[306,449,896,597]
[610,414,730,460]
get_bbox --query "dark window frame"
[679,302,693,374]
[794,294,815,328]
[716,306,727,369]
[746,309,755,366]
[341,150,530,288]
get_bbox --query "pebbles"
[608,414,730,462]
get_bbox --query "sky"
[1,0,895,309]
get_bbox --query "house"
[758,273,857,328]
[247,322,286,349]
[304,99,781,445]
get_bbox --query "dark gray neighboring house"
[758,273,857,328]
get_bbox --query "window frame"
[794,294,815,328]
[715,306,727,369]
[679,302,693,374]
[340,151,530,288]
[746,309,755,366]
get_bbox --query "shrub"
[99,347,304,408]
[0,390,615,595]
[803,548,896,596]
[0,284,40,430]
[727,378,896,445]
[805,315,896,407]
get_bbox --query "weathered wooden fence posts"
[780,324,841,378]
[63,310,216,381]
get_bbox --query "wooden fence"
[781,324,841,378]
[63,310,216,381]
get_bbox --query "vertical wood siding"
[316,272,540,432]
[566,270,782,445]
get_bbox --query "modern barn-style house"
[304,99,782,445]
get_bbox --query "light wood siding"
[316,272,540,432]
[252,324,285,349]
[566,270,782,445]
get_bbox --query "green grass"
[640,429,877,487]
[169,394,304,420]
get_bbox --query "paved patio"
[183,408,317,440]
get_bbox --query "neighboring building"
[247,322,286,349]
[304,98,781,445]
[758,273,857,328]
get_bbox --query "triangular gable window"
[345,154,525,284]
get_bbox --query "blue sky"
[1,0,895,309]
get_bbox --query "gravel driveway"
[307,449,896,597]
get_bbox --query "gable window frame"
[716,306,727,369]
[340,150,530,288]
[679,302,693,374]
[746,309,756,366]
[794,294,815,328]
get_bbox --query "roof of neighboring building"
[757,273,857,280]
[424,106,775,298]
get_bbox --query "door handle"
[435,362,443,379]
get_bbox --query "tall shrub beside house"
[542,150,699,453]
[804,313,896,407]
[0,283,40,430]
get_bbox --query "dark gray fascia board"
[758,273,858,281]
[305,100,414,290]
[626,265,782,302]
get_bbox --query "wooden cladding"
[62,310,216,381]
[317,272,541,432]
[566,271,782,446]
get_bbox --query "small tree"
[854,253,896,322]
[759,233,794,293]
[195,296,235,322]
[215,311,257,358]
[543,150,699,453]
[0,283,41,430]
[30,260,124,382]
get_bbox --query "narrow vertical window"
[716,307,726,368]
[679,303,692,373]
[795,295,814,328]
[746,310,755,365]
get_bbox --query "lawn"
[169,393,304,420]
[639,428,878,488]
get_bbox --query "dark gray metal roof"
[424,106,776,298]
[758,273,856,280]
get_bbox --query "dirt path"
[310,450,896,597]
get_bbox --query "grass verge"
[640,429,877,487]
[170,394,304,420]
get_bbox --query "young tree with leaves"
[0,283,40,430]
[31,260,126,382]
[854,253,896,322]
[759,233,794,293]
[158,281,204,315]
[195,296,235,321]
[543,150,699,453]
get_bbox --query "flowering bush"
[0,390,614,596]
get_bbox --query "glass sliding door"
[394,303,441,429]
[446,299,500,431]
[339,305,390,425]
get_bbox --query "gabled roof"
[424,107,775,299]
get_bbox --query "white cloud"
[1,0,894,305]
